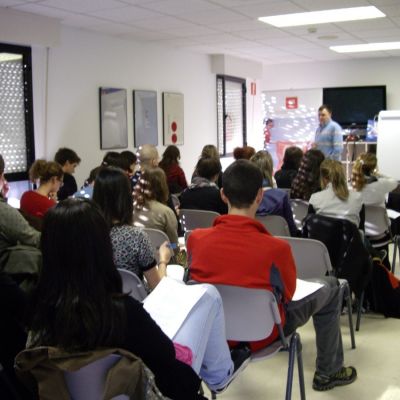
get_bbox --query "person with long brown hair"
[20,160,64,218]
[308,159,363,228]
[291,149,325,201]
[159,145,187,194]
[133,167,179,244]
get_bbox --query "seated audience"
[159,145,188,194]
[352,152,397,207]
[308,159,363,229]
[25,198,249,399]
[187,160,357,392]
[233,146,255,161]
[54,148,81,200]
[120,150,138,177]
[291,149,325,201]
[352,152,398,268]
[275,146,303,189]
[180,158,228,215]
[102,151,131,173]
[0,155,41,290]
[250,151,297,236]
[20,160,63,218]
[93,167,169,290]
[192,144,222,188]
[134,144,183,235]
[73,166,102,199]
[133,167,179,245]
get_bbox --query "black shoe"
[214,345,251,394]
[313,366,357,391]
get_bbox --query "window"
[0,43,35,181]
[216,75,247,156]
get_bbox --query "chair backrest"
[179,209,220,231]
[170,194,180,208]
[364,205,391,237]
[213,284,281,342]
[303,214,372,296]
[118,269,147,301]
[64,354,129,400]
[290,199,309,230]
[277,236,333,279]
[256,215,291,236]
[143,228,170,263]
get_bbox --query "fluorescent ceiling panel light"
[331,41,400,53]
[258,6,385,27]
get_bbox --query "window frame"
[216,74,247,157]
[0,43,35,182]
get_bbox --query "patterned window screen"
[0,44,34,181]
[216,75,246,156]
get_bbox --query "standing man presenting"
[314,105,343,161]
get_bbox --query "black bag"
[365,258,400,318]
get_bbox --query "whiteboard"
[377,111,400,180]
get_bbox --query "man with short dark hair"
[54,147,81,200]
[314,105,343,161]
[187,160,357,391]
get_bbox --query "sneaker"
[213,345,252,394]
[313,366,357,391]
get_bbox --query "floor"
[208,245,400,400]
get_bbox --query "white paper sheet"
[387,208,400,220]
[143,277,207,339]
[291,279,324,302]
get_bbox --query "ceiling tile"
[210,0,278,7]
[11,3,74,18]
[178,8,246,24]
[235,28,293,40]
[233,1,305,19]
[290,0,370,11]
[88,5,161,22]
[140,0,221,15]
[129,15,195,30]
[336,17,396,32]
[152,37,200,47]
[0,0,29,6]
[161,25,219,37]
[38,0,125,13]
[192,32,241,44]
[117,29,177,40]
[351,27,400,39]
[211,19,264,32]
[378,4,400,17]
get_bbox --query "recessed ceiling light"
[258,6,385,27]
[330,41,400,53]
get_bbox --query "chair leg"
[294,334,306,400]
[392,236,398,275]
[356,291,365,331]
[211,392,217,399]
[285,334,297,400]
[338,280,356,349]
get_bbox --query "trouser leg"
[284,276,344,376]
[173,284,233,389]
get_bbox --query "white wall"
[30,27,224,187]
[261,57,400,110]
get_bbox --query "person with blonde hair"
[133,167,178,245]
[351,152,397,207]
[250,151,297,236]
[20,160,64,218]
[192,144,223,188]
[308,159,363,228]
[351,152,397,269]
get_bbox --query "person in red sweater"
[187,159,357,392]
[20,160,63,218]
[159,145,187,194]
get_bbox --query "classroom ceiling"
[2,0,400,65]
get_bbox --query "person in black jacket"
[275,146,303,189]
[181,158,228,215]
[54,148,81,200]
[27,199,249,399]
